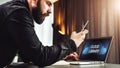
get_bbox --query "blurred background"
[54,0,120,64]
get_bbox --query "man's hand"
[70,29,88,47]
[64,30,88,61]
[64,52,79,61]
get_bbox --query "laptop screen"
[79,37,112,61]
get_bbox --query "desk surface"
[45,60,120,68]
[45,64,120,68]
[7,60,120,68]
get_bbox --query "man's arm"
[6,9,77,66]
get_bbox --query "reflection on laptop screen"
[79,37,112,61]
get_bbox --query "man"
[0,0,88,67]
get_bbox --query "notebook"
[68,36,113,65]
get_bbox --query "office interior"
[0,0,120,66]
[53,0,120,64]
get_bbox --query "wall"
[0,0,10,4]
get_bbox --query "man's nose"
[47,7,52,14]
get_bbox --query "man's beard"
[32,2,44,24]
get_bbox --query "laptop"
[68,36,113,65]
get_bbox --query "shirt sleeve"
[6,8,77,66]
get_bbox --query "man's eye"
[47,1,52,7]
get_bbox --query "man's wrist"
[69,39,77,52]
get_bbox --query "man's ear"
[31,0,38,7]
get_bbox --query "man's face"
[32,0,52,24]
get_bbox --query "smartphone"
[81,20,89,30]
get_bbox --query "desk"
[7,60,120,68]
[45,60,120,68]
[45,64,120,68]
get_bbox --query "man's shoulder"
[0,1,29,16]
[0,1,32,26]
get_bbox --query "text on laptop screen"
[79,37,112,61]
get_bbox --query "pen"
[81,20,89,31]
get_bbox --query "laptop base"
[68,61,104,65]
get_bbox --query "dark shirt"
[0,0,76,67]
